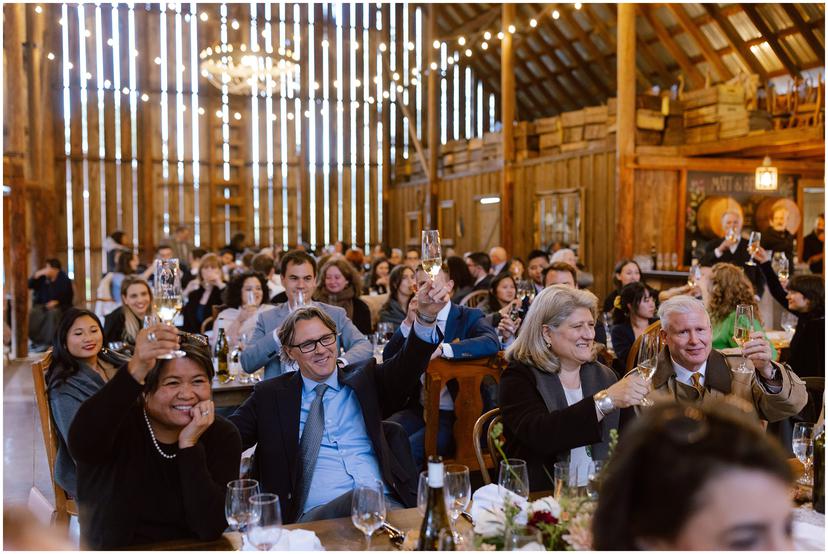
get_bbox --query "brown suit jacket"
[647,347,807,423]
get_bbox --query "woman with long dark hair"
[478,272,518,315]
[46,308,128,497]
[602,259,643,314]
[610,282,658,376]
[210,270,275,349]
[313,258,372,334]
[379,265,415,330]
[364,257,392,295]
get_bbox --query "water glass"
[225,479,260,532]
[246,493,282,551]
[553,461,584,499]
[498,459,529,500]
[505,527,544,551]
[417,471,429,516]
[444,464,471,532]
[586,460,604,500]
[793,422,815,485]
[781,311,798,338]
[351,479,386,550]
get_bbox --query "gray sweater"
[49,362,108,497]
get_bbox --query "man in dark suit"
[803,213,824,274]
[382,265,501,466]
[466,252,494,292]
[761,207,795,266]
[700,210,765,294]
[229,279,450,524]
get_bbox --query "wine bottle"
[416,456,454,551]
[650,244,658,270]
[814,425,824,514]
[216,328,230,383]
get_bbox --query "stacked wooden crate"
[442,139,469,175]
[583,105,610,149]
[662,97,686,146]
[636,95,665,146]
[682,83,744,143]
[560,109,587,152]
[535,116,562,156]
[513,121,539,161]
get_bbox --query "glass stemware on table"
[498,458,529,500]
[152,258,186,358]
[351,479,386,550]
[793,422,815,487]
[636,333,661,407]
[444,465,472,544]
[247,493,283,551]
[225,479,260,533]
[732,304,755,374]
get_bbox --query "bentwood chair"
[473,408,502,485]
[30,350,78,530]
[458,290,488,309]
[625,320,662,374]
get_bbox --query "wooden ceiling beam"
[554,4,616,88]
[541,18,614,98]
[602,5,672,90]
[701,4,766,79]
[666,3,733,82]
[522,32,600,107]
[511,48,568,114]
[741,4,801,78]
[435,5,500,43]
[780,5,824,65]
[744,18,825,48]
[639,4,704,89]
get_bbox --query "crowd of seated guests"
[28,226,823,548]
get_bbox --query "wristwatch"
[594,390,616,416]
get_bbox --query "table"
[211,378,255,408]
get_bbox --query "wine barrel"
[755,198,801,234]
[696,196,744,239]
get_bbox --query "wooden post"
[616,4,636,259]
[426,4,439,229]
[500,3,515,254]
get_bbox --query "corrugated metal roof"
[751,42,786,73]
[784,34,818,66]
[757,4,793,33]
[729,11,762,42]
[700,22,729,51]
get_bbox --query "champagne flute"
[246,493,282,551]
[444,465,471,544]
[725,226,738,245]
[225,479,260,532]
[351,479,386,551]
[153,258,186,358]
[745,232,761,266]
[498,458,529,500]
[773,252,790,282]
[792,422,815,485]
[636,334,660,407]
[732,304,754,373]
[422,230,442,279]
[687,263,702,288]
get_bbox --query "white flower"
[529,496,562,519]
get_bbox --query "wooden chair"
[423,354,505,470]
[473,408,502,485]
[625,320,662,373]
[458,290,488,308]
[30,350,78,530]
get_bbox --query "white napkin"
[469,483,529,537]
[793,520,825,551]
[241,528,324,551]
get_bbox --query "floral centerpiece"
[470,423,617,550]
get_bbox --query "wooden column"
[615,4,636,259]
[425,4,439,229]
[500,3,515,254]
[138,10,156,259]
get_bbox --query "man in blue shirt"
[229,277,451,523]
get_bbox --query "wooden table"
[211,378,255,408]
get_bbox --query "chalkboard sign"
[684,170,797,263]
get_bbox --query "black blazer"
[499,359,619,491]
[103,307,128,345]
[701,237,765,293]
[229,331,439,523]
[182,286,224,333]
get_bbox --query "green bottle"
[416,456,454,551]
[813,425,824,514]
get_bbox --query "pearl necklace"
[143,408,177,459]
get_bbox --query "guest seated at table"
[610,282,658,376]
[210,271,275,349]
[240,250,372,380]
[364,257,391,295]
[182,253,226,334]
[28,259,75,352]
[756,248,825,378]
[477,272,517,315]
[526,250,550,296]
[649,296,806,420]
[446,255,475,304]
[602,258,642,314]
[500,285,648,491]
[104,276,153,351]
[592,400,795,550]
[379,265,415,331]
[507,257,527,281]
[466,252,494,292]
[47,308,128,498]
[383,265,502,466]
[313,258,372,335]
[706,262,776,359]
[229,283,449,523]
[550,248,594,290]
[68,327,242,549]
[541,262,607,349]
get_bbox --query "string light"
[530,19,537,28]
[85,29,92,38]
[58,17,64,26]
[234,111,242,120]
[465,48,472,57]
[107,38,113,46]
[142,93,150,102]
[198,107,205,115]
[230,19,239,30]
[553,10,560,19]
[154,56,162,65]
[104,79,111,88]
[34,5,42,14]
[199,12,208,22]
[483,31,491,40]
[497,31,504,40]
[321,39,329,48]
[508,24,516,34]
[430,61,437,70]
[393,72,400,81]
[458,36,466,46]
[215,109,222,118]
[432,39,440,49]
[575,2,582,9]
[481,42,488,50]
[47,52,55,60]
[407,41,414,51]
[379,42,387,52]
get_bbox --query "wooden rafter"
[741,4,800,77]
[519,35,598,107]
[582,4,653,90]
[666,3,733,82]
[511,47,567,114]
[541,17,614,98]
[554,5,616,87]
[780,5,824,65]
[744,18,824,48]
[639,4,704,89]
[435,5,500,43]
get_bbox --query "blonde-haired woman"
[103,276,153,352]
[500,285,648,491]
[706,262,777,358]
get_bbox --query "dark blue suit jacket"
[382,303,500,362]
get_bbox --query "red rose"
[528,510,558,527]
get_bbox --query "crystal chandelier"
[199,42,298,95]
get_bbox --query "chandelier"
[199,42,298,95]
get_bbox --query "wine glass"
[773,252,790,282]
[636,333,660,407]
[351,479,386,551]
[422,230,442,279]
[687,263,702,289]
[745,232,761,266]
[725,226,738,245]
[416,471,429,516]
[732,304,754,373]
[225,479,260,532]
[290,289,306,312]
[498,458,529,500]
[246,493,282,551]
[505,527,544,551]
[792,422,815,485]
[444,465,471,543]
[153,258,186,358]
[781,311,798,339]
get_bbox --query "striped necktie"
[296,383,328,513]
[690,372,705,396]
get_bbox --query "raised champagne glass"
[636,333,660,407]
[421,230,442,279]
[732,304,754,373]
[153,258,186,358]
[745,231,761,266]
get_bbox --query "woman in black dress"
[181,253,226,334]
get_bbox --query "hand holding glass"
[421,230,442,279]
[153,258,186,358]
[732,304,754,373]
[745,232,761,266]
